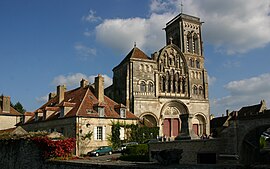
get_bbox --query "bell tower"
[164,13,208,100]
[164,13,203,56]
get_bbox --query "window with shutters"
[120,127,125,140]
[97,126,103,140]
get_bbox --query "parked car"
[87,146,113,157]
[121,142,138,151]
[143,139,159,144]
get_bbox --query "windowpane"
[97,126,103,140]
[140,82,146,92]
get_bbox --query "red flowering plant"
[31,136,76,159]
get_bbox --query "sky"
[0,0,270,117]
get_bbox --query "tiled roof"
[25,85,138,124]
[115,47,150,69]
[0,106,22,116]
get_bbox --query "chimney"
[48,92,56,101]
[57,85,66,104]
[80,78,88,88]
[226,109,229,116]
[1,96,10,113]
[95,74,104,103]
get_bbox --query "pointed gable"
[114,47,150,69]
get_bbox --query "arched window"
[196,60,200,68]
[193,33,199,54]
[163,75,166,92]
[145,65,148,72]
[187,32,192,53]
[148,82,154,92]
[190,58,195,67]
[199,86,204,95]
[198,72,202,79]
[140,81,146,92]
[193,85,198,95]
[139,64,143,71]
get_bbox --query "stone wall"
[148,139,230,164]
[0,139,243,169]
[0,139,43,169]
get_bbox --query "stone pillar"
[179,114,198,139]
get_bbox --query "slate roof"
[114,47,150,69]
[210,116,229,129]
[25,85,138,124]
[238,104,262,117]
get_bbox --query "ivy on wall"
[108,121,159,149]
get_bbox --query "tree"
[12,102,26,114]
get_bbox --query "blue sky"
[0,0,270,116]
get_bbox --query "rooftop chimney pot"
[80,79,88,88]
[1,96,10,113]
[57,85,66,104]
[95,74,104,103]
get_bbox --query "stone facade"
[106,13,210,139]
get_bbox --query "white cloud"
[211,73,270,115]
[95,13,174,54]
[82,10,102,22]
[74,43,96,59]
[94,0,270,55]
[181,0,270,54]
[52,73,113,88]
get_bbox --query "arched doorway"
[192,113,207,137]
[160,101,188,138]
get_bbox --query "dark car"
[87,146,113,157]
[143,139,159,144]
[121,142,138,151]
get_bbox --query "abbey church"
[105,13,210,139]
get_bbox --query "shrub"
[120,144,149,162]
[31,136,76,159]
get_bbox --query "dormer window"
[98,107,104,117]
[120,108,126,118]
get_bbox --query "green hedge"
[120,144,149,162]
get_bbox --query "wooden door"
[163,118,171,137]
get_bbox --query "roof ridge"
[76,87,89,116]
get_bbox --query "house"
[0,95,22,130]
[211,100,268,137]
[21,75,138,155]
